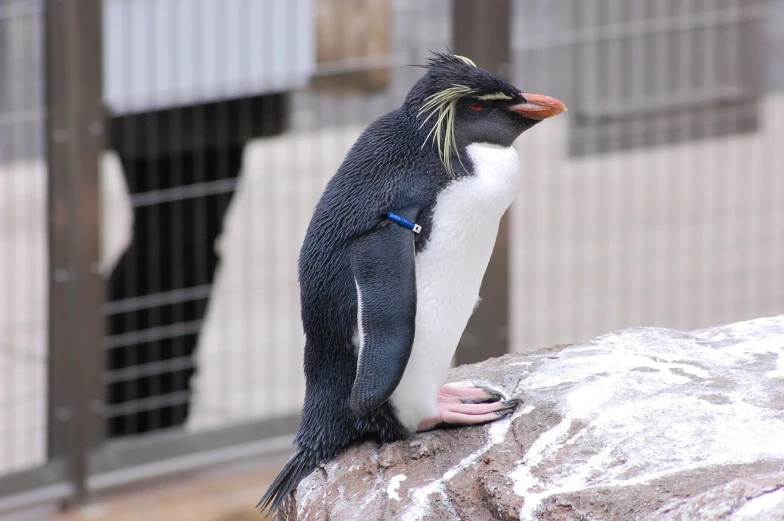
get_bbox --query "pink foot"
[416,383,520,432]
[436,382,507,404]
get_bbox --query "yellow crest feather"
[417,85,474,177]
[454,55,476,67]
[477,92,513,101]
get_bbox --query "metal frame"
[45,0,106,507]
[0,413,298,514]
[0,462,70,513]
[87,414,299,491]
[0,2,300,514]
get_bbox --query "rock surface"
[276,316,784,521]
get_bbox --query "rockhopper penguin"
[258,52,566,513]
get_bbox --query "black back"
[297,107,443,444]
[256,107,445,514]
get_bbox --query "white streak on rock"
[345,469,387,521]
[731,488,784,520]
[402,405,536,521]
[510,317,784,521]
[517,405,535,417]
[387,474,407,501]
[765,342,784,379]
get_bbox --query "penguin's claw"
[476,386,507,403]
[496,399,521,416]
[417,391,520,431]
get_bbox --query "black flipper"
[349,216,417,416]
[256,448,318,515]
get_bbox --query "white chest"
[390,143,521,431]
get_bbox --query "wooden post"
[452,0,512,365]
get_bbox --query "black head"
[404,52,566,176]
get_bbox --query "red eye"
[469,103,484,111]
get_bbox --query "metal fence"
[1,0,782,515]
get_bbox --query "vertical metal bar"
[46,0,105,506]
[452,0,512,365]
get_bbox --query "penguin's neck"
[459,142,520,208]
[447,137,521,180]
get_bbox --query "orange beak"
[508,93,567,120]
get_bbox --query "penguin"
[258,52,566,514]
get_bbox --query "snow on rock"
[275,316,784,521]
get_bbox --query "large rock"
[277,316,784,520]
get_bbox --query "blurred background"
[1,0,782,518]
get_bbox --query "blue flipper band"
[387,212,422,234]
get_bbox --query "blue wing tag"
[387,212,422,234]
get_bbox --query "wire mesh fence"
[0,0,47,482]
[99,0,452,440]
[1,0,783,514]
[508,0,784,350]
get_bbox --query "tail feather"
[257,449,319,516]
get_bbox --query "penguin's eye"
[469,103,484,111]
